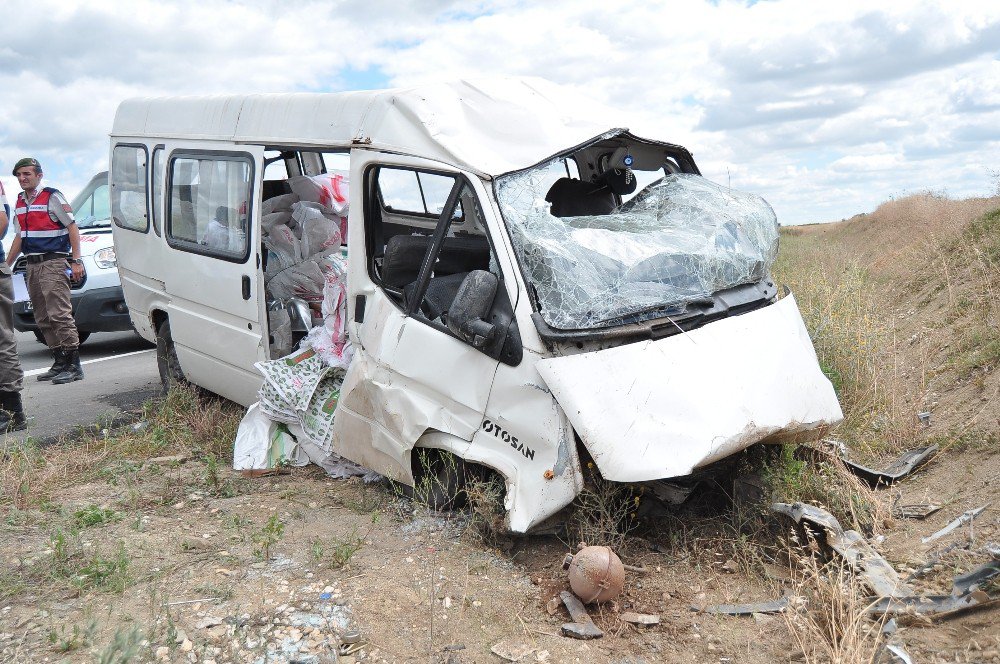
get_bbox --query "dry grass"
[782,552,887,664]
[775,192,1000,456]
[0,386,244,510]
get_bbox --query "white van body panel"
[536,294,843,482]
[332,151,505,482]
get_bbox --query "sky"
[0,0,998,225]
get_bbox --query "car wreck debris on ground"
[921,504,991,544]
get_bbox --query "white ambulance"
[110,79,842,532]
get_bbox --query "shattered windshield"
[495,166,779,330]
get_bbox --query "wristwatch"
[69,258,83,265]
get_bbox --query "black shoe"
[0,390,26,432]
[52,348,84,384]
[36,349,64,381]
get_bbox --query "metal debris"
[838,443,938,487]
[693,597,790,615]
[884,643,914,664]
[866,590,999,620]
[952,556,1000,596]
[892,503,941,519]
[560,591,604,639]
[772,502,912,598]
[921,504,990,544]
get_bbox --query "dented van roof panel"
[112,78,619,177]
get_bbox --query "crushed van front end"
[535,294,842,482]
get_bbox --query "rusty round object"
[566,545,625,603]
[543,469,555,480]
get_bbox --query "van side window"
[378,169,464,221]
[167,154,252,261]
[110,145,149,232]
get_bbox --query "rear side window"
[110,145,149,232]
[167,154,253,262]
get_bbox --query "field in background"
[775,192,1000,457]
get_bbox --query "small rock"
[155,646,170,660]
[195,616,223,629]
[180,638,193,652]
[491,640,534,662]
[621,612,659,627]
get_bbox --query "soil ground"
[0,440,997,663]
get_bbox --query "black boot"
[36,349,65,381]
[52,348,84,384]
[0,391,26,432]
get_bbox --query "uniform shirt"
[0,180,8,263]
[19,187,75,256]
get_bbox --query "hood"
[535,295,843,481]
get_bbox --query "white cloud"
[0,0,998,224]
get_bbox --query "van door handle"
[242,275,251,300]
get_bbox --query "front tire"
[156,319,186,393]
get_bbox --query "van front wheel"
[156,319,186,393]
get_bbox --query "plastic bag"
[267,260,325,299]
[302,256,351,367]
[268,308,293,358]
[297,207,343,260]
[263,224,302,277]
[262,210,292,234]
[262,192,300,215]
[288,172,349,215]
[233,403,307,470]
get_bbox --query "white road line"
[24,348,155,377]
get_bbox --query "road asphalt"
[2,329,162,444]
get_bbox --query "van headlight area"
[94,247,117,269]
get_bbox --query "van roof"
[111,77,620,178]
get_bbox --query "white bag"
[268,308,293,358]
[263,224,302,277]
[299,213,342,260]
[262,192,300,215]
[267,260,325,299]
[233,403,307,470]
[262,210,292,233]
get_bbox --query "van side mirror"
[448,270,499,349]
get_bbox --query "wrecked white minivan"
[110,79,842,532]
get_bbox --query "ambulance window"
[166,153,253,262]
[110,144,149,232]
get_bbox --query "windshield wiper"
[594,297,714,327]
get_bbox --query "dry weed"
[0,385,243,509]
[782,552,887,664]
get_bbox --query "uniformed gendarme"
[6,157,86,385]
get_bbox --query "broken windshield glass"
[495,167,779,330]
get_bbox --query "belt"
[25,253,69,264]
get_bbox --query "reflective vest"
[15,188,70,254]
